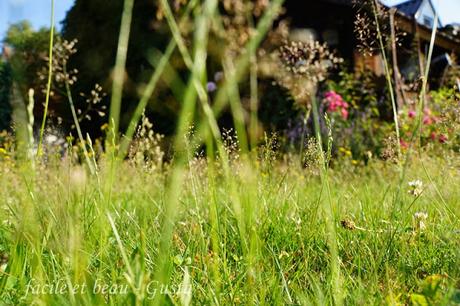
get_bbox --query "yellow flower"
[339,147,352,157]
[100,123,109,131]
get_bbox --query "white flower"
[0,253,8,272]
[408,180,423,197]
[413,212,428,231]
[45,134,58,144]
[408,180,423,188]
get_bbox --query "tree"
[61,0,292,141]
[62,0,176,136]
[2,21,62,123]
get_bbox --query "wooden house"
[283,0,460,90]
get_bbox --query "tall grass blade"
[371,0,401,158]
[37,0,55,157]
[107,0,135,149]
[63,64,95,175]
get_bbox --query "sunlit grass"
[0,149,459,304]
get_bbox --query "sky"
[0,0,459,42]
[0,0,74,42]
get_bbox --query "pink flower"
[325,91,340,99]
[324,91,349,120]
[408,110,416,118]
[400,139,409,149]
[423,116,433,125]
[439,134,448,143]
[430,132,437,140]
[328,101,339,112]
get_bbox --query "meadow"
[0,143,459,305]
[1,0,460,305]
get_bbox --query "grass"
[0,149,459,305]
[37,0,55,156]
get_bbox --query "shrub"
[399,87,460,151]
[324,70,394,160]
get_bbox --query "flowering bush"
[324,90,349,120]
[323,70,394,161]
[431,87,460,151]
[0,130,14,162]
[399,87,459,151]
[400,107,442,148]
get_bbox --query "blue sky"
[1,0,459,42]
[0,0,73,41]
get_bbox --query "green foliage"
[411,274,460,306]
[431,87,460,151]
[3,21,57,122]
[4,21,53,84]
[325,70,394,160]
[398,86,460,152]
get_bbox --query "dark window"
[423,16,433,27]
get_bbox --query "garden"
[0,0,459,304]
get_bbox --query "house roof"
[395,0,443,27]
[395,0,423,16]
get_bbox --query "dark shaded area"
[284,0,357,66]
[258,80,299,133]
[0,61,12,131]
[62,0,175,137]
[61,0,300,139]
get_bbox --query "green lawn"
[0,148,459,305]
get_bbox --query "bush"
[398,87,460,151]
[323,70,394,161]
